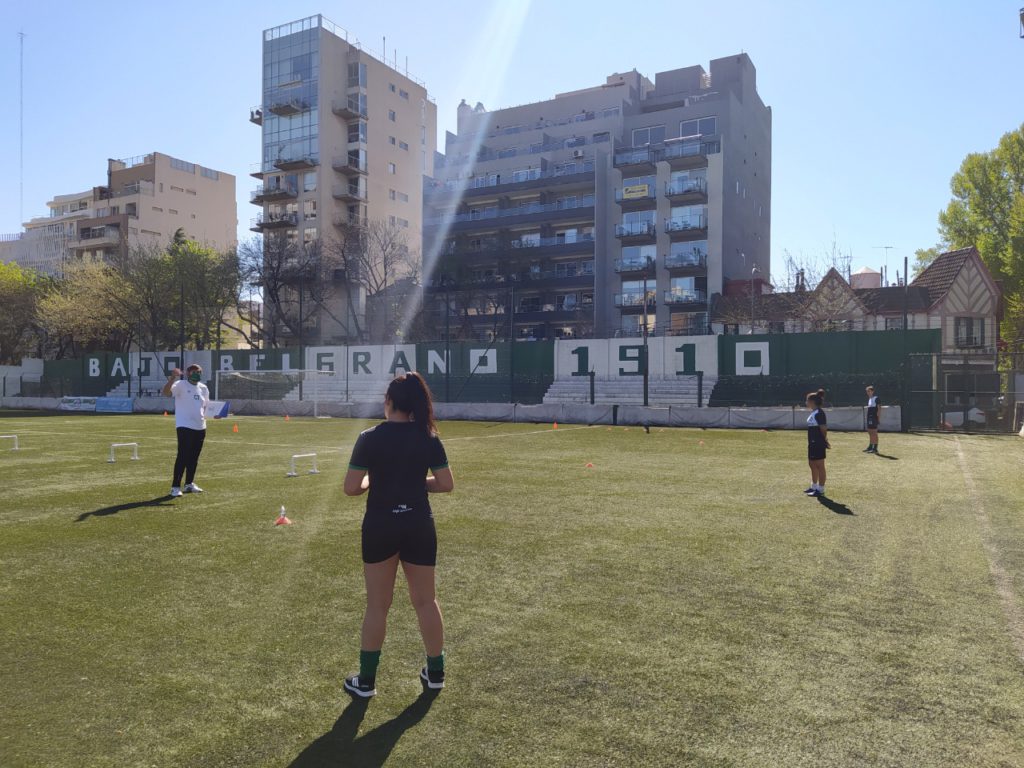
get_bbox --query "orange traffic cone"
[275,506,292,526]
[284,414,290,422]
[163,410,168,417]
[232,423,239,433]
[553,422,558,430]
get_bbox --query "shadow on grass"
[76,495,174,522]
[817,496,854,516]
[873,452,899,461]
[289,690,437,767]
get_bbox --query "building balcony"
[332,213,367,229]
[331,97,368,120]
[274,156,318,171]
[509,234,596,257]
[615,184,657,208]
[426,198,595,232]
[332,152,367,176]
[662,139,715,169]
[71,226,121,249]
[249,106,263,125]
[664,252,708,273]
[250,212,298,231]
[267,98,310,116]
[613,259,654,274]
[665,215,708,240]
[664,289,708,308]
[425,162,595,200]
[614,221,657,241]
[250,183,298,205]
[665,178,707,202]
[332,184,367,203]
[614,292,656,309]
[613,147,656,171]
[514,306,586,323]
[250,163,267,179]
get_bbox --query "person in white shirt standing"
[161,364,210,498]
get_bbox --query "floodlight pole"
[642,256,652,407]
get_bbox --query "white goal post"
[214,369,337,416]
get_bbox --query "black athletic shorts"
[866,415,879,429]
[808,444,827,462]
[361,513,437,566]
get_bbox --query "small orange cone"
[232,423,239,433]
[552,421,558,430]
[585,462,594,468]
[163,410,168,417]
[285,414,290,422]
[275,506,292,526]
[699,440,705,446]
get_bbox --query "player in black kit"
[864,385,879,453]
[342,372,454,699]
[805,388,830,497]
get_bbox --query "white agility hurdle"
[286,452,320,477]
[108,442,140,463]
[0,435,19,451]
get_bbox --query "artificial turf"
[1,413,1023,767]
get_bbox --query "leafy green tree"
[926,124,1024,343]
[36,261,124,356]
[0,262,44,363]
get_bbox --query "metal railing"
[510,234,596,249]
[427,161,595,194]
[664,252,708,269]
[664,289,707,305]
[77,226,120,241]
[331,97,368,119]
[665,214,708,233]
[331,184,367,201]
[613,259,652,273]
[426,195,594,226]
[253,212,299,228]
[614,221,657,238]
[614,292,657,308]
[665,178,707,196]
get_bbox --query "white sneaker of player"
[170,487,183,498]
[184,483,204,493]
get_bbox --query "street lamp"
[749,263,760,334]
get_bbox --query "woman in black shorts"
[805,388,830,497]
[342,372,454,698]
[864,385,879,453]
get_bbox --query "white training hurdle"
[286,452,320,477]
[108,442,140,463]
[0,434,19,451]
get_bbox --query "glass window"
[389,189,396,200]
[303,227,317,244]
[389,83,396,92]
[400,89,409,100]
[303,199,317,219]
[303,172,317,192]
[348,121,367,144]
[389,136,396,145]
[348,62,367,88]
[388,162,397,174]
[681,116,717,137]
[631,125,665,147]
[388,110,396,122]
[399,141,409,151]
[623,210,656,226]
[621,245,656,264]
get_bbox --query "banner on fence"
[59,396,97,412]
[95,397,133,414]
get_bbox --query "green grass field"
[2,411,1023,767]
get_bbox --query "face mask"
[188,372,202,384]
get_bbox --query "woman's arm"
[820,425,830,449]
[426,467,454,494]
[344,469,369,496]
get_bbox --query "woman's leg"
[361,555,400,651]
[184,429,206,485]
[808,458,817,486]
[816,460,827,488]
[402,561,444,657]
[172,428,188,488]
[868,428,878,447]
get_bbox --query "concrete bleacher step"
[542,376,718,406]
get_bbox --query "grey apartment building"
[423,54,770,340]
[250,15,436,343]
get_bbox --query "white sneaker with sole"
[185,483,203,493]
[170,487,183,498]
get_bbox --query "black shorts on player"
[362,513,438,566]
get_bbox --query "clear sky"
[1,0,1021,283]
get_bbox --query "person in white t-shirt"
[161,364,210,498]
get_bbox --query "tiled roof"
[910,247,975,302]
[855,286,932,313]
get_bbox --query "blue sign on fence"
[95,397,134,414]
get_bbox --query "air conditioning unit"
[572,150,585,159]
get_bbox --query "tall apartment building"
[249,15,436,344]
[423,54,770,340]
[1,152,236,276]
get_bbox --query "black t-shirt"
[807,409,827,446]
[867,395,879,419]
[348,422,449,517]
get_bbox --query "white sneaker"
[184,483,203,493]
[170,487,183,498]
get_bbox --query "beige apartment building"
[249,14,436,343]
[2,152,236,276]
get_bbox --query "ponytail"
[807,388,826,408]
[386,371,437,436]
